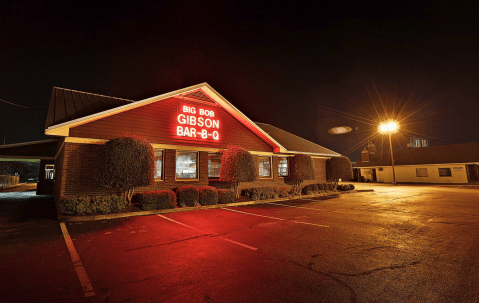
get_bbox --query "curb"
[58,189,372,222]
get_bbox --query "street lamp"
[379,120,399,185]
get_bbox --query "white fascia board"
[44,84,207,135]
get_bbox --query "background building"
[353,141,479,184]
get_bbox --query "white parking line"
[267,202,332,212]
[60,223,95,297]
[222,208,330,228]
[157,215,258,250]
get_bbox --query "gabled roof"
[255,123,341,157]
[45,87,134,129]
[44,83,341,156]
[354,141,479,167]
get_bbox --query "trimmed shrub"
[289,154,315,192]
[110,195,128,212]
[220,145,257,198]
[311,184,319,192]
[326,156,353,188]
[60,195,127,215]
[244,187,261,200]
[60,196,93,215]
[96,136,155,203]
[199,186,218,205]
[92,196,113,214]
[138,193,156,211]
[176,186,199,207]
[276,187,290,198]
[138,190,176,210]
[349,184,355,190]
[317,183,324,192]
[243,187,279,200]
[218,189,235,204]
[302,185,314,195]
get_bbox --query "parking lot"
[1,184,479,302]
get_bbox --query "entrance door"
[466,165,479,182]
[372,168,377,182]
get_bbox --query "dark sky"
[1,1,478,160]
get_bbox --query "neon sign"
[176,104,220,140]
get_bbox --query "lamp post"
[379,121,399,185]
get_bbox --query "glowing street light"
[379,120,399,185]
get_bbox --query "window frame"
[438,167,452,177]
[416,168,428,177]
[277,156,289,178]
[175,150,199,181]
[153,149,164,181]
[208,153,222,179]
[258,156,273,178]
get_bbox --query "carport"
[0,139,57,194]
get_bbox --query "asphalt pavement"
[1,183,479,302]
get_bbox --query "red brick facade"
[54,142,328,205]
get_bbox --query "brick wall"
[56,143,330,204]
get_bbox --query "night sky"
[1,1,478,161]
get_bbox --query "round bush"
[349,184,355,190]
[176,186,199,207]
[199,186,218,205]
[218,189,234,204]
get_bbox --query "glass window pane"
[259,156,272,177]
[438,168,451,177]
[278,157,289,177]
[208,154,221,178]
[176,151,198,179]
[154,150,163,179]
[416,168,427,177]
[45,164,55,180]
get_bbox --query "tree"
[326,156,353,189]
[96,136,155,204]
[219,145,257,198]
[288,154,315,194]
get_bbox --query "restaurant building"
[1,83,341,208]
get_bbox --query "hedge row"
[139,186,235,210]
[136,190,177,211]
[301,183,334,195]
[60,195,128,215]
[337,184,355,191]
[243,186,291,201]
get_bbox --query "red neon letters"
[177,105,220,140]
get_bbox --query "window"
[416,168,428,177]
[208,153,222,178]
[278,157,289,177]
[45,164,54,180]
[176,151,198,179]
[438,168,452,177]
[258,156,272,178]
[154,149,164,180]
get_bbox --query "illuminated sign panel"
[176,103,220,140]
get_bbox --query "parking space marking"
[267,202,331,212]
[60,223,95,297]
[299,197,337,202]
[157,215,258,250]
[222,208,330,228]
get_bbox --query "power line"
[0,98,47,110]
